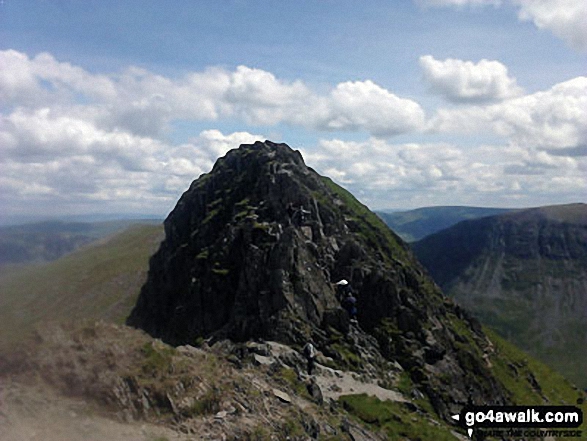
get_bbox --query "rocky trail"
[0,321,407,441]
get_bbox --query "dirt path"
[266,340,407,403]
[312,364,406,402]
[0,380,186,441]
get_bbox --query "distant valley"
[0,219,161,266]
[377,206,513,242]
[413,203,587,389]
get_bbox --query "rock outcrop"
[128,140,511,417]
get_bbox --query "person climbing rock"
[286,202,295,223]
[335,279,351,301]
[303,341,318,375]
[342,291,358,324]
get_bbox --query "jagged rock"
[301,414,320,438]
[322,307,350,334]
[246,341,272,356]
[272,388,292,403]
[252,354,273,366]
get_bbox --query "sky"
[1,0,586,222]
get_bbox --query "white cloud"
[419,55,523,102]
[313,81,426,136]
[2,107,164,171]
[429,76,587,150]
[226,66,309,106]
[1,48,583,217]
[417,0,587,51]
[514,0,587,51]
[0,106,263,216]
[0,50,423,139]
[303,138,586,209]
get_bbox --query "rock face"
[128,141,510,417]
[413,203,587,388]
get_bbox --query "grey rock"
[306,378,323,405]
[272,388,292,403]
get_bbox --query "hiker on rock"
[335,279,351,301]
[286,202,296,222]
[343,291,358,324]
[303,341,318,375]
[288,202,311,227]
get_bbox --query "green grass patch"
[140,342,176,375]
[331,343,363,371]
[272,366,310,398]
[211,268,229,276]
[339,394,458,441]
[319,177,411,264]
[486,327,583,406]
[195,248,209,260]
[186,387,223,416]
[202,207,220,225]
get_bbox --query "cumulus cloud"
[0,50,424,139]
[312,81,426,136]
[303,138,585,209]
[429,76,587,150]
[417,0,587,51]
[1,48,583,216]
[0,49,428,218]
[514,0,587,51]
[0,106,263,217]
[419,55,523,103]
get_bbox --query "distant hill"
[0,219,161,266]
[377,206,513,242]
[0,223,164,348]
[412,203,587,388]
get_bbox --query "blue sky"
[1,0,586,222]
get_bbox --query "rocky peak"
[128,140,510,417]
[127,140,419,343]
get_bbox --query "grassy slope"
[0,224,163,349]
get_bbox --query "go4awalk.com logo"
[452,405,583,438]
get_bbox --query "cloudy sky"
[1,0,586,222]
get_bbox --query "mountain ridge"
[412,203,587,388]
[377,206,514,242]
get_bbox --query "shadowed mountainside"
[413,203,587,388]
